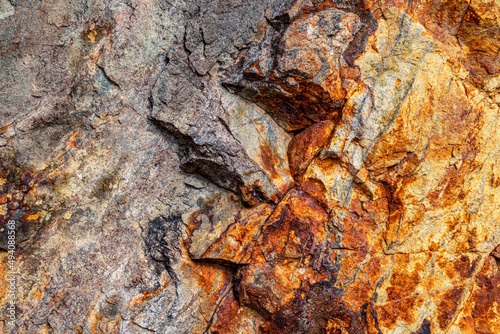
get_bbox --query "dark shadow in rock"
[144,215,182,282]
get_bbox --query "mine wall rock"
[1,0,500,333]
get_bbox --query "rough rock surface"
[1,0,500,333]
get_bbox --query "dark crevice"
[95,63,121,89]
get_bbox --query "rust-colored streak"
[185,1,500,332]
[67,131,83,149]
[287,120,335,179]
[297,177,330,210]
[468,257,500,332]
[244,60,265,80]
[437,286,463,329]
[366,0,500,84]
[234,2,372,132]
[259,143,280,180]
[129,278,170,308]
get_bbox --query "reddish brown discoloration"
[210,291,265,333]
[239,179,270,206]
[491,244,500,259]
[258,190,329,262]
[184,196,218,254]
[185,1,500,332]
[437,286,464,329]
[259,143,280,180]
[297,177,331,211]
[129,276,171,307]
[244,60,265,80]
[366,0,500,85]
[236,262,297,316]
[258,281,367,333]
[253,80,344,132]
[468,257,500,332]
[67,131,83,149]
[0,162,50,250]
[187,189,335,326]
[231,4,373,132]
[287,120,335,179]
[191,204,275,265]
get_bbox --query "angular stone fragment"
[186,198,275,265]
[228,7,365,131]
[235,259,329,318]
[152,87,293,205]
[257,189,329,262]
[223,89,294,202]
[287,120,335,179]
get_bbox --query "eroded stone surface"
[1,0,500,333]
[226,2,377,131]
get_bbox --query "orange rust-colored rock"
[459,256,500,333]
[188,202,275,265]
[256,190,330,267]
[189,1,500,332]
[367,0,500,88]
[229,6,371,131]
[287,120,335,179]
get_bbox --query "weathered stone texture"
[1,0,500,333]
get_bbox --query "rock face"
[1,0,500,333]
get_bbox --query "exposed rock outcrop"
[1,0,500,333]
